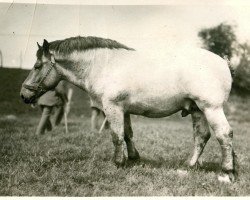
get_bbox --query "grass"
[0,68,250,196]
[1,115,250,196]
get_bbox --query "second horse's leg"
[91,107,100,132]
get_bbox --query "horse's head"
[20,39,61,104]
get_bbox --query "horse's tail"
[223,56,235,78]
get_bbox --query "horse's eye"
[34,63,42,69]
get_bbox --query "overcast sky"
[1,1,250,69]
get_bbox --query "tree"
[233,42,250,91]
[198,23,237,60]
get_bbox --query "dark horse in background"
[20,36,237,183]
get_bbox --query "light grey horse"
[20,36,237,182]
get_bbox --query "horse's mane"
[48,36,134,55]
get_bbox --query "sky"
[1,0,250,69]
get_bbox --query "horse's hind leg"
[124,113,140,160]
[204,107,237,182]
[189,110,211,167]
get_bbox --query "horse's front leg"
[103,102,126,167]
[124,113,140,160]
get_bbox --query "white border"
[1,0,250,6]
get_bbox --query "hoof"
[114,152,126,167]
[189,162,200,170]
[114,158,126,168]
[128,149,140,161]
[90,129,99,134]
[46,126,52,132]
[189,158,203,169]
[218,174,231,183]
[218,170,236,183]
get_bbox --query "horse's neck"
[54,49,112,91]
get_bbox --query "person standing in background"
[35,81,68,135]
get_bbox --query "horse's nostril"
[21,94,24,100]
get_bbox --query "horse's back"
[137,47,232,103]
[115,47,232,92]
[92,46,232,115]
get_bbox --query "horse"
[20,36,237,183]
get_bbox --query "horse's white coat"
[61,47,232,117]
[21,41,236,182]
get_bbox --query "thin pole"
[99,117,107,134]
[0,50,2,68]
[20,51,22,69]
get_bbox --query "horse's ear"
[37,42,42,49]
[42,39,50,53]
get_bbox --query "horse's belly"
[126,95,185,118]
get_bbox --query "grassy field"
[0,68,250,196]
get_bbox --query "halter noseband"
[22,61,55,94]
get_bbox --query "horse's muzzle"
[20,94,36,104]
[20,87,37,104]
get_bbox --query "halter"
[22,61,55,94]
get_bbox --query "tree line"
[198,23,250,92]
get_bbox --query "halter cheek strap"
[22,61,55,94]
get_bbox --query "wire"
[23,0,37,63]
